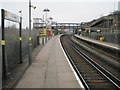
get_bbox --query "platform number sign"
[4,10,20,23]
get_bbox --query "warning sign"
[48,30,52,36]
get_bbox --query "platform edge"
[58,35,85,89]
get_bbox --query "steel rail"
[68,39,120,89]
[60,37,90,90]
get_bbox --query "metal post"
[107,18,109,42]
[64,24,65,29]
[115,12,119,44]
[73,24,74,34]
[29,0,32,64]
[69,24,70,29]
[42,15,44,44]
[45,12,47,43]
[77,24,78,34]
[117,12,119,30]
[56,23,57,29]
[19,17,22,63]
[1,9,6,79]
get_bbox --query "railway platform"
[75,34,120,50]
[15,35,84,88]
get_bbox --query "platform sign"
[58,29,62,31]
[4,10,20,23]
[40,28,47,37]
[1,9,22,79]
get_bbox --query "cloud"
[0,1,118,28]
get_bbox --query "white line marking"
[58,35,85,89]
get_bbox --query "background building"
[118,1,120,11]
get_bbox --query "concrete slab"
[16,35,83,88]
[59,81,81,88]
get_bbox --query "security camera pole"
[29,0,32,64]
[29,0,36,64]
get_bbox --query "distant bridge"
[33,23,83,29]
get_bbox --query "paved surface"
[16,35,82,88]
[2,44,43,88]
[75,34,120,50]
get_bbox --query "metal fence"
[81,32,120,44]
[1,27,39,77]
[22,29,39,58]
[5,28,20,71]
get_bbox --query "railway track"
[60,34,120,90]
[73,36,120,61]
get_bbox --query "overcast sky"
[0,0,119,28]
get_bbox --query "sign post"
[1,9,6,79]
[19,17,22,63]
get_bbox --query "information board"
[40,28,47,37]
[4,10,20,23]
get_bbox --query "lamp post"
[43,8,50,43]
[49,17,53,24]
[49,17,53,30]
[49,17,53,29]
[39,18,45,44]
[29,0,36,64]
[49,17,53,39]
[43,8,50,24]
